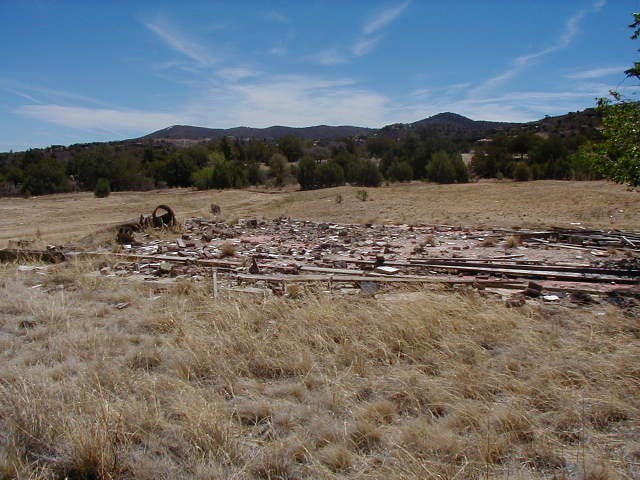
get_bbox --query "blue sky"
[1,0,638,151]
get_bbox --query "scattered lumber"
[2,218,638,298]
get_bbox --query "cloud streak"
[352,36,382,57]
[3,87,42,104]
[363,0,412,35]
[565,66,624,79]
[349,0,411,59]
[473,2,603,94]
[144,19,215,66]
[16,104,181,132]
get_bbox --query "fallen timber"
[76,251,640,284]
[308,256,640,278]
[403,258,640,279]
[235,272,525,289]
[2,216,639,298]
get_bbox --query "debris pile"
[100,215,640,300]
[3,207,639,303]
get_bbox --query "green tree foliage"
[219,136,243,162]
[427,150,469,184]
[596,13,640,186]
[470,132,589,182]
[268,153,289,186]
[529,137,568,179]
[351,159,382,187]
[375,129,459,181]
[598,99,640,185]
[245,140,273,164]
[162,151,198,187]
[67,144,154,191]
[278,135,304,162]
[22,150,71,195]
[66,145,113,190]
[192,166,215,190]
[94,178,111,197]
[386,160,413,182]
[568,142,602,181]
[315,161,345,188]
[192,151,246,190]
[513,162,532,181]
[296,157,347,189]
[246,161,264,185]
[365,135,394,157]
[296,156,318,190]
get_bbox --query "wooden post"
[213,268,219,299]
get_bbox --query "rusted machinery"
[116,205,176,244]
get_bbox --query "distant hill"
[143,113,520,143]
[412,112,517,135]
[376,112,518,140]
[377,110,602,141]
[143,124,376,142]
[526,108,602,138]
[141,109,602,144]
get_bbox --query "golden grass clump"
[0,260,638,479]
[219,241,237,257]
[506,234,522,248]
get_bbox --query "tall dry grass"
[0,260,638,479]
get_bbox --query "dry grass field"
[1,180,639,247]
[0,180,639,479]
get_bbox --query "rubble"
[2,214,639,303]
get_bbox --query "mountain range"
[141,109,600,144]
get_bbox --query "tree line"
[0,121,612,197]
[0,130,468,196]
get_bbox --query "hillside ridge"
[143,108,599,143]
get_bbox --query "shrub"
[427,150,469,184]
[356,189,368,202]
[296,156,318,190]
[513,162,532,181]
[315,161,345,188]
[192,167,214,190]
[94,178,111,198]
[386,160,413,182]
[351,159,382,187]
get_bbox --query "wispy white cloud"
[143,19,216,66]
[352,36,382,57]
[0,80,113,108]
[473,2,602,94]
[312,49,348,65]
[2,87,42,104]
[565,66,624,79]
[16,104,181,132]
[349,0,411,59]
[593,0,606,11]
[184,75,390,128]
[217,66,258,82]
[396,82,612,124]
[363,0,412,35]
